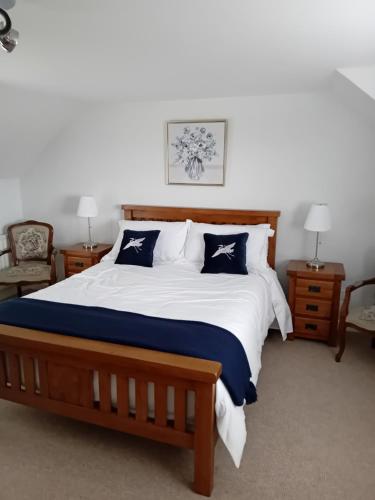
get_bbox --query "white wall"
[0,178,23,233]
[20,90,375,288]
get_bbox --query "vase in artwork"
[185,156,205,180]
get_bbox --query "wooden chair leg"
[16,286,22,297]
[193,384,215,497]
[335,323,347,362]
[371,336,375,349]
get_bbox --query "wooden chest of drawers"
[287,260,345,345]
[61,244,112,277]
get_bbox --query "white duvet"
[27,261,292,467]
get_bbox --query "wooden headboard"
[122,205,280,269]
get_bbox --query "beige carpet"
[0,332,374,500]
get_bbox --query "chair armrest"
[339,277,375,324]
[350,277,375,291]
[0,248,10,257]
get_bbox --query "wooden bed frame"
[0,205,280,496]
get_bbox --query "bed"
[0,205,291,496]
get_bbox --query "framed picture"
[166,119,227,185]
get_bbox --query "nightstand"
[287,260,345,346]
[60,243,112,277]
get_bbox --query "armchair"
[0,220,57,297]
[335,277,375,362]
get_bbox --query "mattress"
[27,260,292,467]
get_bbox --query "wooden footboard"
[0,324,221,496]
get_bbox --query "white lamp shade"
[77,196,98,218]
[304,203,331,232]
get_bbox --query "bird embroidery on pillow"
[212,242,236,260]
[123,237,145,254]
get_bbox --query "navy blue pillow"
[115,229,160,267]
[201,232,248,275]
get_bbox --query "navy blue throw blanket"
[0,298,257,406]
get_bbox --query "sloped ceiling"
[338,66,375,100]
[0,83,86,177]
[1,0,375,101]
[333,67,375,125]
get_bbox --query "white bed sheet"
[27,260,292,467]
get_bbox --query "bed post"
[193,382,216,496]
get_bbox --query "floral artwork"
[172,126,216,181]
[166,120,227,185]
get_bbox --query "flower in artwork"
[171,125,217,181]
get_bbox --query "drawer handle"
[308,285,321,293]
[305,323,317,331]
[306,304,318,312]
[74,261,84,268]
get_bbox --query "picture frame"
[166,119,227,186]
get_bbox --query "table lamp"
[77,196,98,250]
[304,203,331,269]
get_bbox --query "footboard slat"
[155,383,167,426]
[38,359,49,396]
[135,380,148,422]
[9,353,21,391]
[99,371,111,413]
[116,375,129,417]
[23,356,35,395]
[80,370,94,409]
[0,351,6,389]
[174,387,186,432]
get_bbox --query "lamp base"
[306,258,325,270]
[82,242,98,250]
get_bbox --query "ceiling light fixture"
[0,0,18,53]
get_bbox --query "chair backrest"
[7,221,54,265]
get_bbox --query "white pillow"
[184,220,274,270]
[102,219,190,264]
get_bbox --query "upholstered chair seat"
[346,306,375,332]
[0,262,52,284]
[0,221,57,297]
